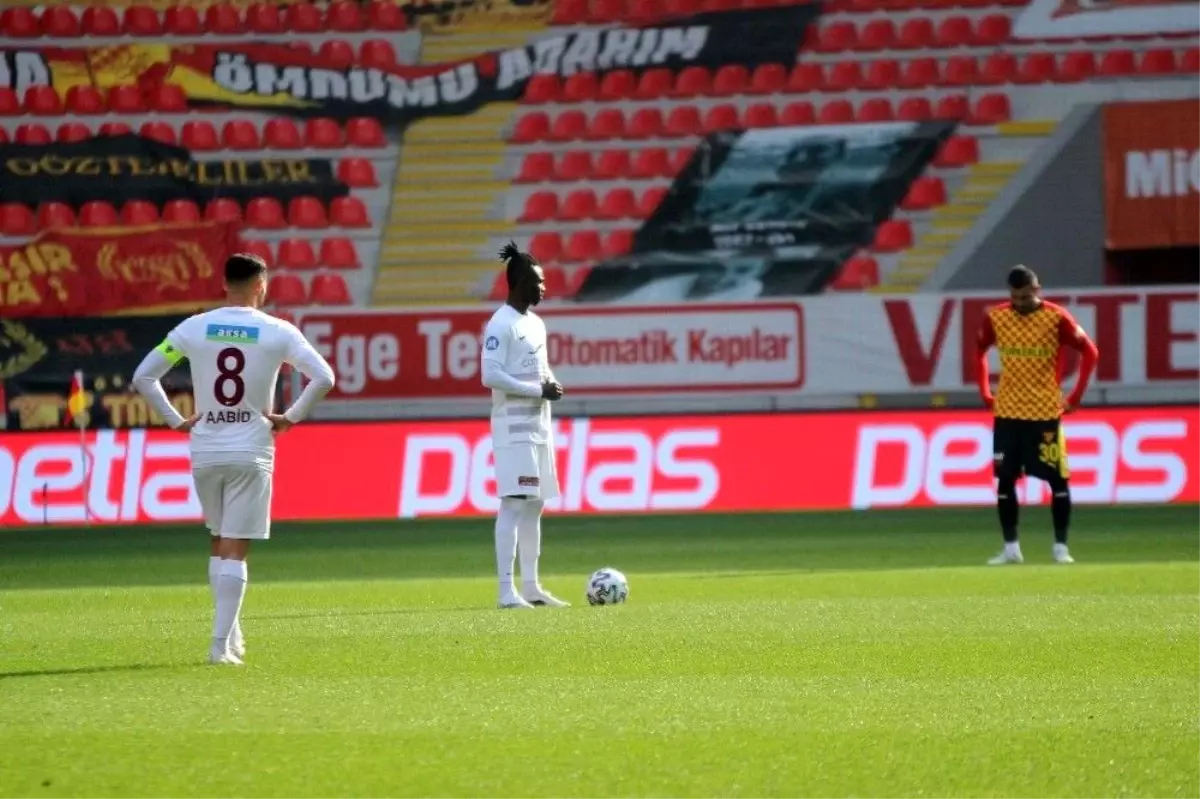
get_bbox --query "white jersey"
[165,307,330,470]
[482,304,552,447]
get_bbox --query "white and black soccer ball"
[586,568,628,606]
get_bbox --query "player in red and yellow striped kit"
[975,266,1099,565]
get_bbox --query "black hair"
[499,240,539,290]
[1007,265,1038,290]
[225,253,267,284]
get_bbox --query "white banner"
[1013,0,1200,40]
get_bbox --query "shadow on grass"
[0,663,181,680]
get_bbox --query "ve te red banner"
[0,406,1195,526]
[0,221,237,317]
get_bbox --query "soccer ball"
[586,568,629,606]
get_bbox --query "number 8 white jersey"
[163,307,332,470]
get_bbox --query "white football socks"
[212,559,248,655]
[495,497,524,596]
[209,554,243,651]
[517,499,545,591]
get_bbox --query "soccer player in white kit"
[481,242,569,609]
[132,253,335,665]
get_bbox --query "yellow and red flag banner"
[64,368,87,429]
[0,221,238,318]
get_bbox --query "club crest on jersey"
[206,324,260,344]
[518,476,540,487]
[485,336,499,351]
[1043,432,1056,442]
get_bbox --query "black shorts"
[993,417,1070,482]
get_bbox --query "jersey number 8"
[214,347,246,407]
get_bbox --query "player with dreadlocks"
[480,241,569,609]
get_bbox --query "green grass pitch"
[1,505,1197,798]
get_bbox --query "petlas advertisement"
[0,406,1196,526]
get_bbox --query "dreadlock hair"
[1007,264,1038,290]
[499,240,539,290]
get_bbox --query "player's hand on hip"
[174,414,199,433]
[542,379,564,401]
[982,394,995,411]
[1061,398,1077,415]
[266,413,294,434]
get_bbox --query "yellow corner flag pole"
[67,369,91,525]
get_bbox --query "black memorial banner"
[0,134,349,210]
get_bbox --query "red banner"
[0,406,1195,526]
[0,222,236,317]
[1103,99,1200,251]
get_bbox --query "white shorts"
[193,464,273,540]
[494,443,560,501]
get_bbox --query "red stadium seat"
[634,69,673,100]
[562,72,599,103]
[935,15,973,47]
[346,117,385,148]
[863,59,901,90]
[1056,51,1095,82]
[286,197,326,229]
[816,21,857,52]
[79,200,118,229]
[1,203,36,236]
[205,2,244,34]
[901,176,947,210]
[555,150,593,182]
[627,0,659,24]
[123,4,161,35]
[548,110,587,142]
[559,189,598,221]
[819,100,854,125]
[98,122,131,136]
[150,83,188,112]
[1183,48,1200,73]
[63,85,103,115]
[330,196,370,228]
[672,66,712,98]
[627,148,667,178]
[1099,49,1136,77]
[590,0,627,24]
[360,40,398,69]
[979,53,1017,85]
[239,240,274,268]
[787,63,825,92]
[164,4,203,34]
[25,86,64,116]
[222,120,261,150]
[305,118,344,149]
[553,0,588,24]
[0,88,19,116]
[935,94,970,120]
[320,238,360,269]
[975,14,1011,45]
[603,229,634,258]
[1,6,39,36]
[41,5,80,36]
[278,238,318,269]
[338,158,378,188]
[637,187,667,218]
[712,64,750,96]
[80,6,121,35]
[286,2,324,32]
[268,274,308,306]
[595,149,632,179]
[669,147,694,174]
[121,200,160,226]
[597,188,636,220]
[57,123,92,143]
[15,124,52,145]
[743,103,779,128]
[319,39,356,69]
[586,108,626,141]
[628,107,666,139]
[858,98,894,123]
[664,105,701,137]
[246,2,285,33]
[935,135,980,168]
[516,153,554,183]
[972,93,1011,125]
[748,63,788,95]
[942,56,979,87]
[900,58,940,88]
[564,231,602,263]
[703,103,740,133]
[598,70,637,101]
[827,61,863,91]
[520,192,558,223]
[0,127,9,144]
[327,0,366,32]
[1138,48,1177,75]
[663,0,700,14]
[897,96,933,121]
[1016,52,1057,84]
[365,1,406,30]
[105,85,143,113]
[529,232,563,263]
[858,19,896,50]
[38,202,77,230]
[163,199,202,224]
[780,101,816,126]
[264,118,303,149]
[831,256,880,290]
[513,112,550,143]
[873,220,913,253]
[182,121,220,151]
[205,198,243,223]
[897,17,934,49]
